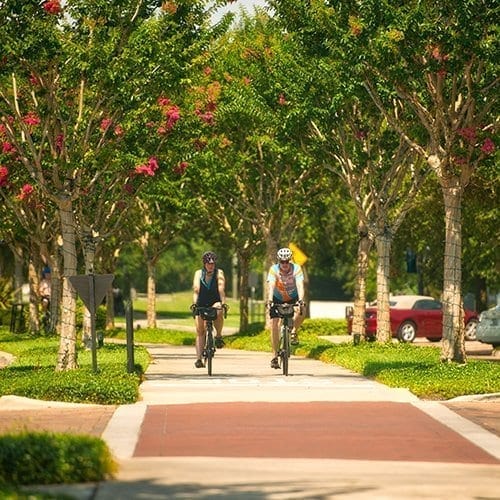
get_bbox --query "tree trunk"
[146,258,157,328]
[56,199,78,371]
[352,225,373,339]
[440,182,466,363]
[27,255,40,334]
[375,230,392,343]
[238,253,250,332]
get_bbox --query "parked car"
[346,295,478,343]
[476,305,500,348]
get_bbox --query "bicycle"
[192,304,228,376]
[271,301,303,376]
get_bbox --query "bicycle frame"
[274,303,296,376]
[194,305,226,376]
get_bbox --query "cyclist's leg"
[194,315,206,365]
[269,308,280,368]
[291,304,305,343]
[213,303,225,348]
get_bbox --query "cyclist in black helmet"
[192,251,226,368]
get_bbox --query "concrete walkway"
[16,343,499,500]
[2,301,499,499]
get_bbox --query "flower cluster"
[173,161,188,175]
[43,0,61,15]
[0,165,8,187]
[135,156,159,176]
[157,97,181,134]
[23,112,41,127]
[17,184,34,201]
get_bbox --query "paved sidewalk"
[2,344,498,499]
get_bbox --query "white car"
[476,305,500,348]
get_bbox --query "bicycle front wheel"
[281,325,290,376]
[205,324,214,376]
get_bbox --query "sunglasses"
[279,260,290,264]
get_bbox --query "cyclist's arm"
[192,269,202,305]
[266,266,277,302]
[294,264,305,302]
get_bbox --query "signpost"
[69,273,114,372]
[289,242,308,266]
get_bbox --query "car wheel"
[397,321,417,343]
[464,319,478,341]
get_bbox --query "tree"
[0,0,220,368]
[269,0,498,362]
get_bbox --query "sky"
[211,0,270,24]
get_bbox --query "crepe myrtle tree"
[185,13,324,327]
[269,0,498,363]
[0,0,220,369]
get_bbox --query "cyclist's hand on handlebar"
[222,303,228,318]
[190,303,197,317]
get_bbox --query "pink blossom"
[173,161,188,175]
[195,109,214,125]
[17,184,34,200]
[278,93,287,105]
[2,142,16,154]
[135,157,159,176]
[165,105,180,130]
[0,165,8,187]
[29,74,40,86]
[481,137,495,154]
[158,97,171,107]
[157,126,167,135]
[22,112,41,126]
[114,125,124,136]
[0,124,6,138]
[43,0,61,14]
[204,67,212,76]
[453,156,467,166]
[100,118,113,132]
[242,76,251,85]
[457,127,477,143]
[123,182,134,194]
[56,134,64,150]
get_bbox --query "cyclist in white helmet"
[266,247,305,369]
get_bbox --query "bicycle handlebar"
[191,303,228,319]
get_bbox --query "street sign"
[69,274,114,314]
[289,242,308,266]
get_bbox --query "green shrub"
[0,330,149,404]
[301,318,347,336]
[0,432,116,486]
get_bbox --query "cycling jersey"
[267,263,304,302]
[194,268,224,307]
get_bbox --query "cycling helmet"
[202,251,217,264]
[277,247,293,261]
